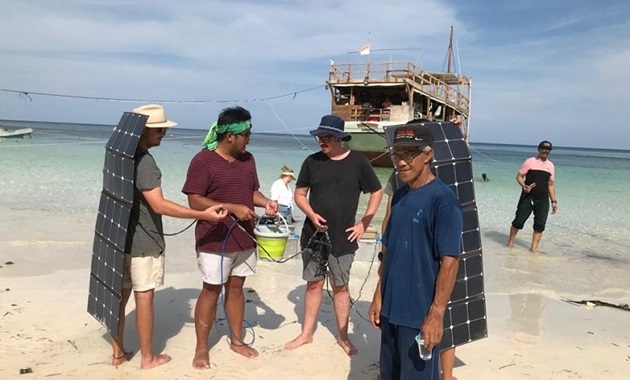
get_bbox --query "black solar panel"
[384,120,488,349]
[87,112,147,337]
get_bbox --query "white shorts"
[196,249,256,285]
[122,253,165,292]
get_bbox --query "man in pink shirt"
[507,140,558,252]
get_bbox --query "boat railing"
[328,61,470,113]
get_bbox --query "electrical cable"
[0,85,325,104]
[215,219,257,347]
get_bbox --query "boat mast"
[447,25,454,74]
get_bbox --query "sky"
[1,0,629,149]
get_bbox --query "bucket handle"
[257,213,290,231]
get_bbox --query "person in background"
[182,106,278,369]
[507,140,557,252]
[481,173,489,182]
[284,115,383,355]
[372,122,462,380]
[112,104,227,369]
[381,97,393,108]
[270,165,297,223]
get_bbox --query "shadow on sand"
[285,284,382,379]
[101,285,284,358]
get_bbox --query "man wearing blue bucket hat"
[285,115,383,355]
[182,106,278,369]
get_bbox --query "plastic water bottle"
[415,334,433,360]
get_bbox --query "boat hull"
[0,128,33,138]
[344,130,393,167]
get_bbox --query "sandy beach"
[1,206,629,380]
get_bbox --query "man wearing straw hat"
[182,106,277,369]
[111,104,227,369]
[285,115,382,355]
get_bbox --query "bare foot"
[506,239,514,248]
[192,347,210,370]
[111,351,132,367]
[140,353,171,370]
[230,343,259,358]
[284,334,313,350]
[337,337,358,356]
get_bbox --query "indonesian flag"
[360,42,370,56]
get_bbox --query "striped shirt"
[182,149,259,253]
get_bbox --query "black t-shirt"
[296,150,382,254]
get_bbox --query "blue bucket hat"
[309,115,351,141]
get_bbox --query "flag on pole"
[359,42,371,56]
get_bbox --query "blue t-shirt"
[381,178,463,329]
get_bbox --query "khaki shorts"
[302,249,354,286]
[122,253,165,292]
[197,249,256,285]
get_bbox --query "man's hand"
[309,213,328,231]
[231,204,257,221]
[346,221,367,242]
[201,204,227,221]
[551,202,558,215]
[522,183,536,193]
[420,310,444,350]
[265,200,279,216]
[369,292,382,330]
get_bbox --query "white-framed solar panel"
[384,120,488,349]
[87,112,147,337]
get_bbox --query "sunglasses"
[315,135,337,143]
[237,130,252,138]
[391,151,423,163]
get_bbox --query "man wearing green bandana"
[182,106,278,369]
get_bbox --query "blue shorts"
[380,315,439,380]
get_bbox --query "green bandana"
[202,120,252,150]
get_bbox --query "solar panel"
[383,120,488,348]
[87,112,147,337]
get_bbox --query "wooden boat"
[326,27,471,166]
[0,127,34,138]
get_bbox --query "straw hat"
[132,104,178,128]
[282,171,297,179]
[280,165,296,179]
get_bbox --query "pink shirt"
[519,156,555,181]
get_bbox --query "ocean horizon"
[2,118,629,153]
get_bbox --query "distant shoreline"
[1,118,628,153]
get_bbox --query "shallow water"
[1,120,629,301]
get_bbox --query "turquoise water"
[1,120,629,299]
